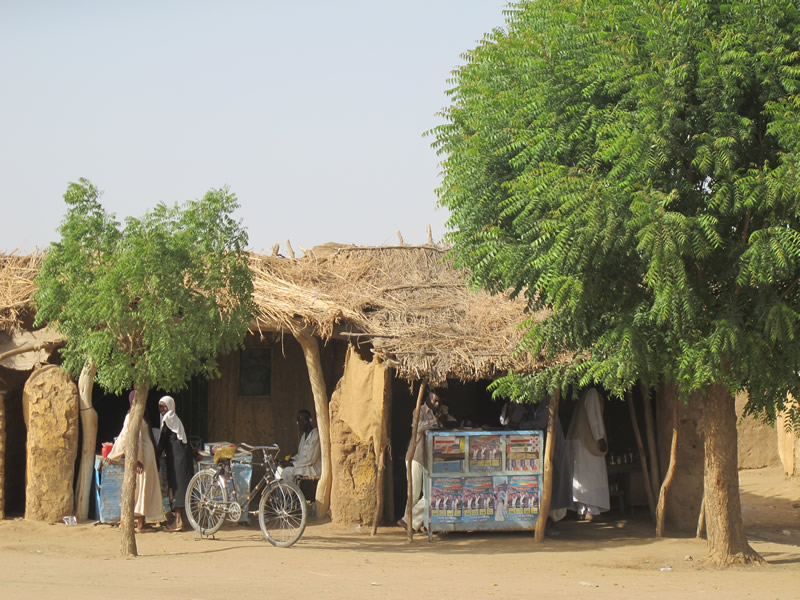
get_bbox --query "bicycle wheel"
[185,469,228,535]
[258,480,307,547]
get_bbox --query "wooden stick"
[656,397,679,537]
[627,390,657,521]
[426,224,433,245]
[641,383,661,499]
[371,366,390,536]
[405,382,426,543]
[0,340,61,363]
[696,490,706,538]
[534,388,560,542]
[396,231,404,245]
[286,240,295,260]
[74,359,98,521]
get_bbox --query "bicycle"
[184,442,308,547]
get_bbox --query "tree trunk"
[627,391,656,520]
[405,383,426,543]
[702,383,762,565]
[534,389,560,542]
[120,383,148,558]
[656,397,679,537]
[74,360,98,521]
[295,333,332,517]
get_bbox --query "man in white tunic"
[276,409,321,486]
[566,387,609,520]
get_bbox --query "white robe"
[566,388,610,514]
[107,413,165,522]
[276,427,321,485]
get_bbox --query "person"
[276,409,321,486]
[155,395,195,532]
[105,391,165,532]
[501,396,573,524]
[397,388,446,532]
[565,387,610,521]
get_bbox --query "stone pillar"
[23,365,79,522]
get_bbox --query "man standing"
[565,387,609,521]
[276,409,321,486]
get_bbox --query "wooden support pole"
[371,366,391,536]
[627,391,657,521]
[120,382,148,557]
[295,332,332,517]
[405,382,426,543]
[75,359,98,521]
[0,389,5,519]
[696,490,706,539]
[641,383,661,498]
[534,389,560,542]
[656,397,679,537]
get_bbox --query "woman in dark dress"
[156,396,194,531]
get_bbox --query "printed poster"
[432,434,465,474]
[461,477,494,522]
[467,435,502,472]
[505,432,542,473]
[505,475,540,520]
[430,477,463,522]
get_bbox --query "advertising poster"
[430,477,463,522]
[432,434,466,474]
[505,433,542,472]
[505,475,540,520]
[491,476,509,522]
[461,476,494,522]
[467,435,502,472]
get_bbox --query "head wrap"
[158,396,187,443]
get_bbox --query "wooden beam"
[534,389,560,542]
[405,382,426,543]
[627,390,657,521]
[74,359,98,521]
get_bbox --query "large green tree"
[434,0,800,565]
[34,179,255,557]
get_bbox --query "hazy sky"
[1,1,508,254]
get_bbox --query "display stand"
[424,430,543,541]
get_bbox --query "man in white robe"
[276,409,321,486]
[566,387,610,520]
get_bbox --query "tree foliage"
[433,0,800,426]
[34,178,255,395]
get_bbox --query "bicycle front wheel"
[185,469,228,535]
[258,480,307,547]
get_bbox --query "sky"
[1,1,509,254]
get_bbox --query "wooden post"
[696,490,706,538]
[627,391,656,521]
[371,366,391,536]
[641,383,661,499]
[120,382,148,557]
[405,382,426,543]
[534,389,560,542]
[656,398,679,537]
[0,389,5,520]
[295,332,332,517]
[74,359,98,521]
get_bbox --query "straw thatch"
[1,244,552,383]
[0,251,43,334]
[250,243,550,383]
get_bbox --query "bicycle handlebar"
[238,442,280,452]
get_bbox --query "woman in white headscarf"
[156,396,195,531]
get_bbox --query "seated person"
[275,409,322,486]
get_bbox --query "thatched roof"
[1,244,551,383]
[0,252,43,334]
[250,244,550,383]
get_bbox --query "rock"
[23,365,79,522]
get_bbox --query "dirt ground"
[1,466,798,600]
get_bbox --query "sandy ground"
[1,466,798,600]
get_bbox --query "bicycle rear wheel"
[258,481,307,547]
[185,469,228,535]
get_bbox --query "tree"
[34,179,254,557]
[433,0,800,565]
